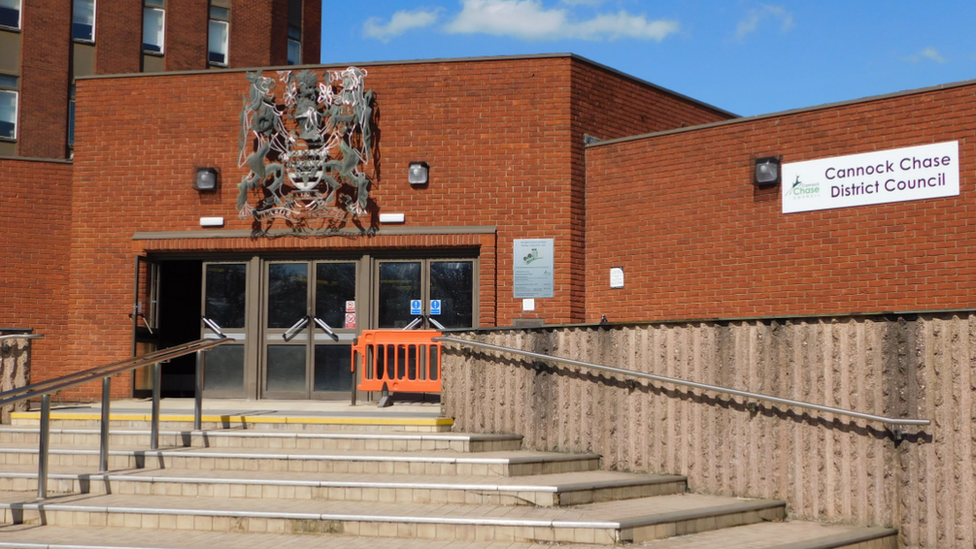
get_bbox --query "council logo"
[786,175,820,199]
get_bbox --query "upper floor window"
[0,0,21,30]
[287,27,300,65]
[73,0,96,42]
[0,75,18,141]
[208,5,229,66]
[286,0,301,65]
[143,0,165,53]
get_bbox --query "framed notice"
[513,239,554,298]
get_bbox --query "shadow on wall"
[0,335,33,424]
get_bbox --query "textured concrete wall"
[0,336,32,424]
[442,314,976,549]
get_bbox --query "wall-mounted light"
[194,167,219,192]
[754,156,781,186]
[408,161,429,186]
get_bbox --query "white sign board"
[782,141,959,214]
[610,267,624,289]
[513,239,554,298]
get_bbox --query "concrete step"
[0,491,787,545]
[0,427,523,452]
[0,445,600,477]
[9,411,453,433]
[0,523,899,549]
[0,466,686,506]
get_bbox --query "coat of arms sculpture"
[237,67,375,227]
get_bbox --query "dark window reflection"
[268,263,308,329]
[205,264,247,329]
[203,344,245,392]
[314,345,352,392]
[315,263,356,328]
[378,262,421,328]
[266,345,306,392]
[430,261,473,328]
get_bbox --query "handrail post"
[99,377,110,472]
[38,393,50,499]
[194,350,204,430]
[150,361,161,450]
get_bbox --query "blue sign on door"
[430,300,441,315]
[410,299,422,315]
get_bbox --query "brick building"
[0,0,321,159]
[584,82,976,322]
[3,46,974,402]
[0,0,321,397]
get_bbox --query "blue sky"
[318,1,976,117]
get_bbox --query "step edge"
[0,448,594,464]
[0,428,517,442]
[1,471,677,493]
[762,526,898,549]
[0,472,565,492]
[615,498,786,528]
[9,413,453,427]
[0,502,620,528]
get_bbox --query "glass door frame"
[201,257,261,399]
[259,256,368,400]
[372,254,479,331]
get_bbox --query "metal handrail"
[433,336,931,428]
[0,333,44,343]
[0,335,232,499]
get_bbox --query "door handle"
[282,316,310,341]
[402,316,423,330]
[426,315,446,330]
[201,316,228,339]
[312,317,339,341]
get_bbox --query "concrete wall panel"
[442,314,976,548]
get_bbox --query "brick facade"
[94,0,143,75]
[0,158,73,380]
[53,55,727,399]
[17,0,72,159]
[14,52,976,401]
[585,82,976,321]
[6,0,321,159]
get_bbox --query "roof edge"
[588,77,976,148]
[0,155,73,164]
[76,52,738,120]
[566,55,737,119]
[76,53,583,81]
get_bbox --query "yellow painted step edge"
[9,411,454,427]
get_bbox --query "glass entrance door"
[201,262,249,398]
[262,261,357,399]
[376,259,475,330]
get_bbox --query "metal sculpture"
[237,67,375,225]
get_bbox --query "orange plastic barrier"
[351,330,443,393]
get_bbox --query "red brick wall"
[301,0,320,65]
[230,0,273,67]
[166,0,209,71]
[585,83,976,321]
[95,0,142,74]
[567,63,733,320]
[18,0,72,158]
[0,158,73,381]
[57,56,723,398]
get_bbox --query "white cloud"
[443,0,679,42]
[363,8,441,42]
[736,4,794,40]
[906,47,946,64]
[559,0,606,6]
